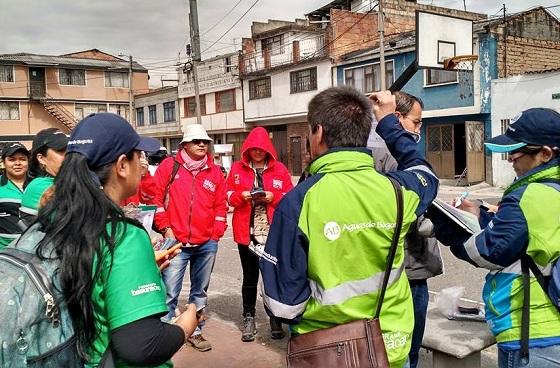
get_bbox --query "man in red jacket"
[152,124,228,352]
[226,127,294,342]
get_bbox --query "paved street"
[173,181,505,368]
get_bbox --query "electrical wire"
[201,0,245,36]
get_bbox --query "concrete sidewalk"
[172,317,285,368]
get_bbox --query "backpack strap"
[520,256,531,365]
[163,161,181,209]
[374,177,403,319]
[521,254,550,296]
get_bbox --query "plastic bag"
[436,286,464,319]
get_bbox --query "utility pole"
[378,0,386,90]
[189,0,202,124]
[502,4,507,78]
[128,55,135,127]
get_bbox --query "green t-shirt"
[20,176,54,216]
[0,178,24,248]
[87,222,171,368]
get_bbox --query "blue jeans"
[409,280,429,368]
[498,345,560,368]
[161,240,218,335]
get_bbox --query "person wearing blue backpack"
[1,113,201,367]
[428,108,560,368]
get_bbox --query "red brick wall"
[497,35,560,77]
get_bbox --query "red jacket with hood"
[151,152,228,245]
[226,127,293,245]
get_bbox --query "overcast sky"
[1,0,557,86]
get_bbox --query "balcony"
[240,34,326,76]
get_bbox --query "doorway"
[29,67,46,99]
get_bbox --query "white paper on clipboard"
[431,198,481,235]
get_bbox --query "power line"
[201,0,260,54]
[201,0,245,36]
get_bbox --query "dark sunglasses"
[191,139,210,145]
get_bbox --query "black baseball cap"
[31,128,68,154]
[67,113,160,169]
[485,108,560,153]
[1,142,29,158]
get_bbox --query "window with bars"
[136,108,145,126]
[0,102,19,120]
[425,69,458,86]
[290,68,317,94]
[500,119,510,160]
[185,95,206,117]
[0,66,14,83]
[249,78,271,100]
[216,89,236,113]
[163,102,175,122]
[148,105,157,125]
[108,104,129,121]
[104,71,129,88]
[59,69,86,86]
[344,61,394,93]
[261,35,284,56]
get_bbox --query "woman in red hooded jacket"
[226,127,293,342]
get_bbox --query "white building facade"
[490,70,560,187]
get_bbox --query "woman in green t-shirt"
[20,128,68,227]
[35,113,199,367]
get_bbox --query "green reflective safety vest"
[0,178,24,248]
[295,151,422,367]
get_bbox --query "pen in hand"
[454,191,469,208]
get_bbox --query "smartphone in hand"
[250,189,266,198]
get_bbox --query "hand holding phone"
[250,189,266,198]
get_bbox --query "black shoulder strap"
[520,256,531,365]
[521,254,550,294]
[163,161,181,208]
[374,177,403,319]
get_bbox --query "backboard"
[416,11,474,70]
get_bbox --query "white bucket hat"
[180,124,213,144]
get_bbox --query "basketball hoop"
[443,55,478,100]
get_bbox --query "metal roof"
[0,52,147,71]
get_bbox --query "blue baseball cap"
[485,108,560,153]
[67,113,160,169]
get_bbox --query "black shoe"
[241,314,257,342]
[269,317,285,339]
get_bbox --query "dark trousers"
[238,244,260,316]
[409,279,429,368]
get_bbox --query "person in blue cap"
[428,108,560,368]
[25,113,200,367]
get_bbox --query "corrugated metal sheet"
[0,53,147,71]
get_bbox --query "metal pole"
[128,55,135,127]
[189,0,202,124]
[503,4,507,78]
[378,0,386,90]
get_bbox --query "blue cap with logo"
[485,108,560,153]
[67,113,160,169]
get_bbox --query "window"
[262,35,284,56]
[105,71,129,88]
[74,103,106,120]
[136,108,145,126]
[425,69,458,86]
[290,68,317,94]
[0,66,14,83]
[108,104,129,121]
[59,69,85,86]
[249,78,271,100]
[163,102,175,122]
[344,61,394,93]
[225,56,232,73]
[148,105,157,125]
[185,95,206,117]
[0,102,19,120]
[500,119,510,160]
[215,89,236,113]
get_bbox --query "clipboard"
[430,198,481,235]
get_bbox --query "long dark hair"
[26,145,50,184]
[35,151,135,358]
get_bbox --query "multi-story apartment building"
[135,86,181,151]
[0,49,148,145]
[178,52,246,159]
[239,19,329,175]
